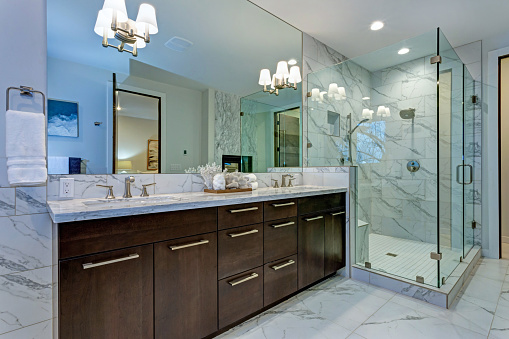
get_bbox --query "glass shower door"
[463,67,476,255]
[438,29,464,286]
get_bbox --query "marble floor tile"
[354,301,486,339]
[489,315,509,339]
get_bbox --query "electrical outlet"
[59,178,74,198]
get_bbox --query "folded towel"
[249,182,259,190]
[6,110,47,185]
[244,174,257,182]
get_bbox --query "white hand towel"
[249,182,259,190]
[244,174,257,182]
[6,110,47,185]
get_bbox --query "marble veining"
[47,186,347,223]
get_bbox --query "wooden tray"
[204,188,253,194]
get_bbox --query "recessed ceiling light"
[362,97,370,100]
[398,48,410,55]
[288,59,297,65]
[370,21,384,31]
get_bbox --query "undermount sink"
[82,195,184,207]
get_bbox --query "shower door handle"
[465,164,473,185]
[456,164,463,184]
[456,164,473,185]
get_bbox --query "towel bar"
[6,86,46,115]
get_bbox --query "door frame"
[498,54,509,258]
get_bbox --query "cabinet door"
[155,232,217,339]
[298,215,325,289]
[59,244,153,339]
[325,210,345,275]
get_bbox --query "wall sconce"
[259,61,301,96]
[362,109,373,119]
[94,0,158,57]
[327,83,347,100]
[377,106,391,117]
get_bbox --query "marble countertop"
[47,185,348,223]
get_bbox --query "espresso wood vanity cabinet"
[57,192,346,339]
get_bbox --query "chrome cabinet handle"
[272,202,295,207]
[169,239,209,251]
[304,216,324,222]
[229,207,259,213]
[331,211,345,216]
[228,229,259,238]
[82,253,139,269]
[271,221,295,228]
[228,273,259,286]
[271,260,295,270]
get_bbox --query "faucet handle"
[271,179,279,188]
[140,183,156,197]
[288,178,295,187]
[96,184,115,199]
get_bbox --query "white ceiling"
[249,0,509,59]
[47,0,302,97]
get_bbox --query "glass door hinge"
[365,262,371,269]
[430,252,442,260]
[416,276,425,284]
[472,221,477,229]
[430,55,442,64]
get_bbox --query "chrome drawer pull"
[229,207,259,213]
[271,221,295,228]
[82,253,139,270]
[272,202,295,207]
[169,240,209,251]
[228,273,259,286]
[331,211,345,216]
[271,259,295,271]
[228,229,259,238]
[304,216,324,222]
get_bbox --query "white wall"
[0,1,53,338]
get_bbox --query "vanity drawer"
[264,199,297,221]
[59,207,217,259]
[218,223,263,279]
[264,217,297,263]
[218,267,263,329]
[264,255,297,307]
[298,193,343,215]
[218,202,263,230]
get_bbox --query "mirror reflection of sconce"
[307,84,346,103]
[258,60,302,96]
[377,105,391,118]
[362,109,374,119]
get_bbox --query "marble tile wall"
[214,90,241,165]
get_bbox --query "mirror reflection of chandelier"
[258,61,302,96]
[94,0,158,57]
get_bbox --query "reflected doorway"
[114,89,161,174]
[274,107,300,167]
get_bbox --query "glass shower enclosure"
[306,28,480,287]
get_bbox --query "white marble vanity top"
[47,185,348,223]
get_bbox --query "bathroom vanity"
[49,186,346,339]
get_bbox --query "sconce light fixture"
[327,83,347,100]
[377,105,391,117]
[94,0,158,57]
[362,109,374,119]
[259,60,302,96]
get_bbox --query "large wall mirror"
[47,0,302,174]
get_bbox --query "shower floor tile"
[366,234,462,286]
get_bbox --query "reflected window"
[356,121,385,164]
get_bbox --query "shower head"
[350,119,369,134]
[400,108,416,119]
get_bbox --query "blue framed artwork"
[47,99,79,137]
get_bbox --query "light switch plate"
[59,178,74,198]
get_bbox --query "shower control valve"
[407,160,420,173]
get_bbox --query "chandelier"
[258,61,302,96]
[94,0,158,57]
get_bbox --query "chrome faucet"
[281,174,294,188]
[123,176,135,198]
